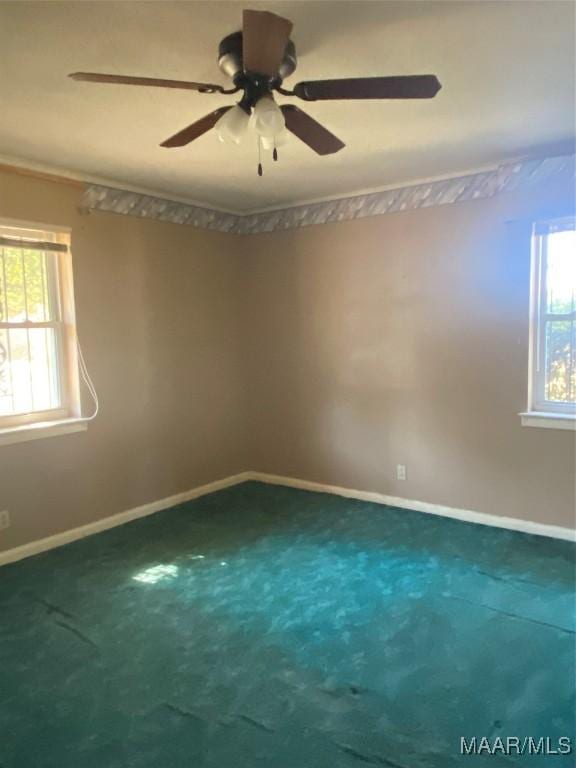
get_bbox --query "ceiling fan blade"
[293,75,442,101]
[242,10,293,77]
[69,72,228,94]
[281,105,344,156]
[160,107,232,148]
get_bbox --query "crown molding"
[0,153,239,215]
[80,153,575,235]
[246,162,505,215]
[3,151,572,235]
[0,151,506,215]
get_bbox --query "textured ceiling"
[0,0,574,213]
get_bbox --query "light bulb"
[215,105,250,145]
[254,96,285,139]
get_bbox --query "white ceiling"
[0,0,574,213]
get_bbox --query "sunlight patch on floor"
[132,564,179,584]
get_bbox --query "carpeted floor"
[0,481,574,767]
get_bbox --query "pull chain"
[273,144,278,162]
[257,136,263,177]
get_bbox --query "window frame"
[525,216,576,423]
[0,217,81,431]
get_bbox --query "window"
[0,219,82,439]
[523,216,576,429]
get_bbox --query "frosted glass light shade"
[215,106,250,145]
[254,96,285,139]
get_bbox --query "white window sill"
[0,418,88,447]
[520,412,576,431]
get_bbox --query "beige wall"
[0,170,250,551]
[1,168,574,554]
[244,173,576,529]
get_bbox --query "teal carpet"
[0,481,574,767]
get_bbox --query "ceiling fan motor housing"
[218,31,297,86]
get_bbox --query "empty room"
[0,1,574,766]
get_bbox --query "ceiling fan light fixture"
[254,96,285,139]
[215,104,250,144]
[70,9,442,163]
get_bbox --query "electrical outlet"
[396,464,407,481]
[0,510,10,530]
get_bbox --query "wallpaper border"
[81,153,575,235]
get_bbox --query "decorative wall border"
[81,153,575,235]
[81,184,240,233]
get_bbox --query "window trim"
[0,217,81,436]
[523,216,576,428]
[520,411,576,431]
[0,417,87,447]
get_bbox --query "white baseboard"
[246,472,576,543]
[1,468,573,567]
[0,472,252,567]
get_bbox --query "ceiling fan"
[69,9,441,175]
